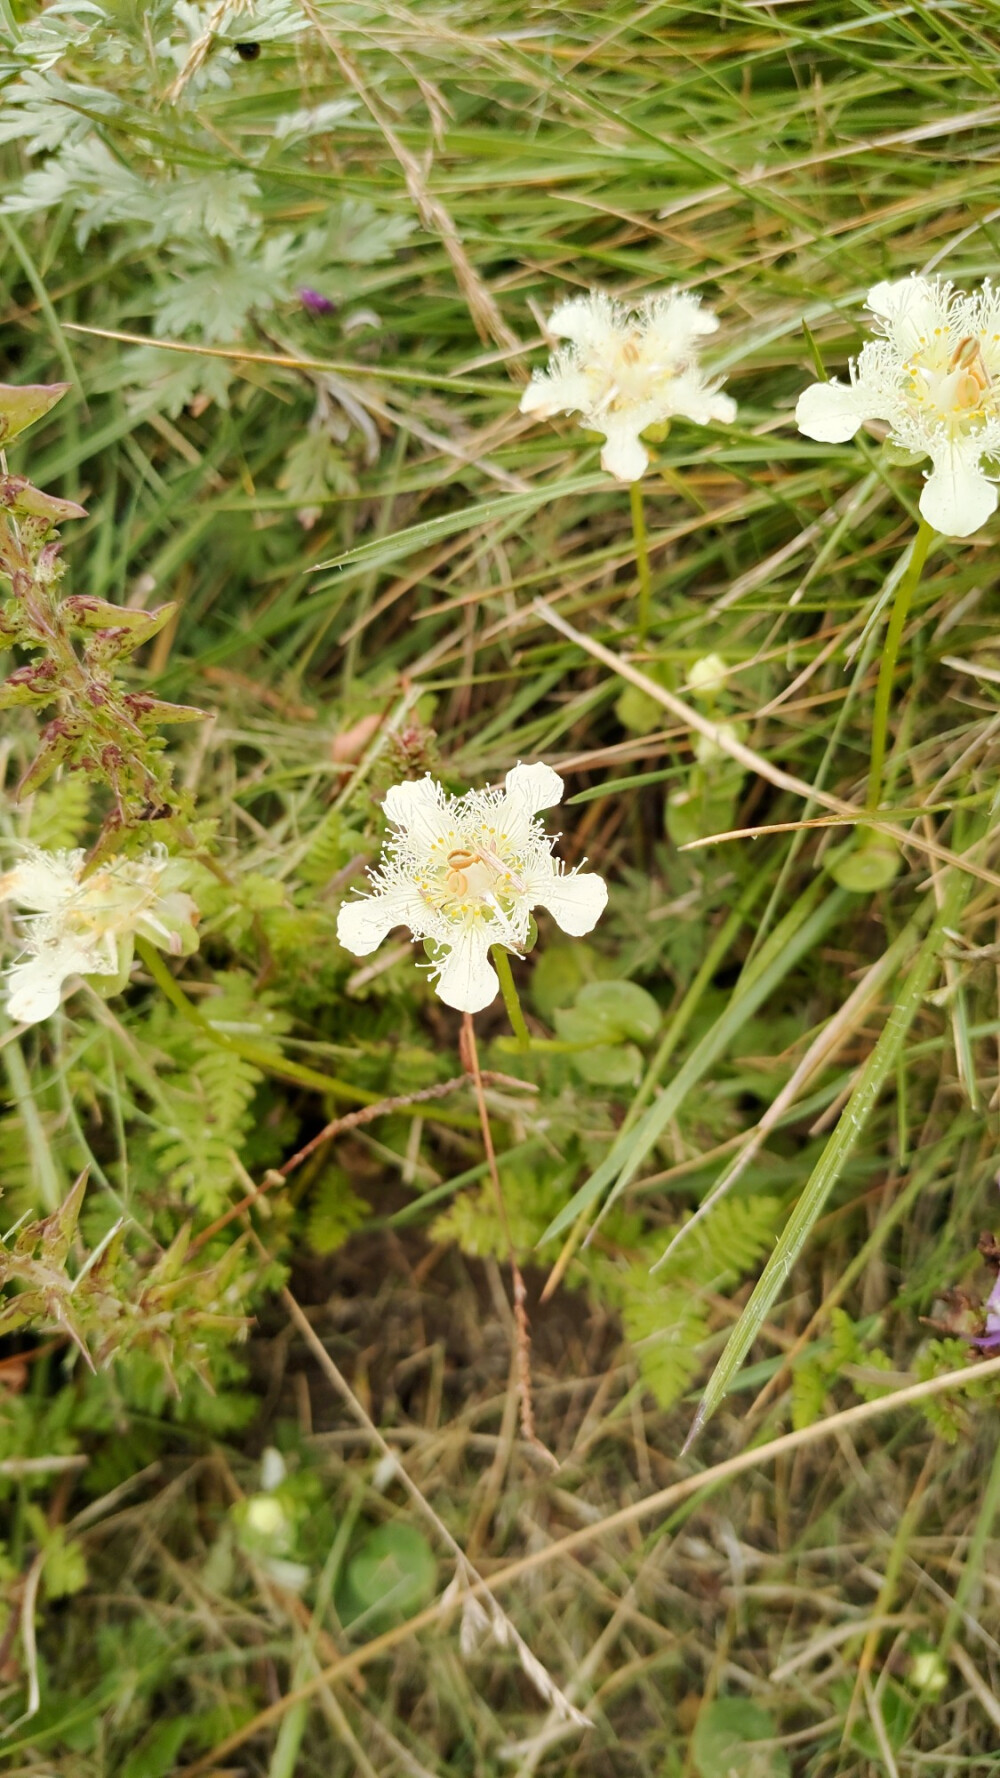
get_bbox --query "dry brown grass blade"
[176,1352,1000,1777]
[60,322,429,382]
[162,0,252,106]
[279,1281,586,1728]
[296,0,521,356]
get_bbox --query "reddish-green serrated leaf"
[13,1169,89,1268]
[124,694,206,726]
[0,382,71,444]
[64,596,177,638]
[0,477,87,523]
[16,722,79,797]
[0,660,59,708]
[48,1169,90,1266]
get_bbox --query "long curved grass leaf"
[311,478,604,580]
[686,863,973,1446]
[538,882,852,1246]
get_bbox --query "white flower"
[796,275,1000,538]
[0,844,200,1024]
[519,289,737,482]
[336,762,608,1015]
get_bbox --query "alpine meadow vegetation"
[2,3,1000,1776]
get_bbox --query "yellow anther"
[949,335,990,406]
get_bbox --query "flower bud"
[687,654,728,697]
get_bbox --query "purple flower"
[298,287,336,317]
[973,1271,1000,1352]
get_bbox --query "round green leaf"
[531,942,590,1020]
[574,979,661,1043]
[827,837,901,893]
[572,1041,643,1087]
[339,1523,436,1629]
[666,781,740,848]
[692,1699,789,1778]
[615,683,662,736]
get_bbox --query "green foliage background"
[1,2,1000,1774]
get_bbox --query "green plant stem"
[133,939,474,1125]
[630,479,653,645]
[866,519,935,811]
[491,944,530,1050]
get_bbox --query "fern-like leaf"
[306,1170,370,1256]
[621,1270,708,1410]
[791,1360,827,1430]
[26,775,91,847]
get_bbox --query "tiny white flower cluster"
[0,844,200,1025]
[519,290,736,483]
[336,762,607,1014]
[796,275,1000,538]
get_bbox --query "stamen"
[949,335,990,405]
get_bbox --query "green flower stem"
[491,945,530,1050]
[866,519,935,812]
[630,480,653,645]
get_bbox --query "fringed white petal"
[668,369,736,427]
[867,276,946,356]
[504,762,564,814]
[519,362,594,422]
[795,378,870,443]
[920,439,997,538]
[526,865,609,937]
[6,957,66,1024]
[5,936,98,1025]
[382,777,455,853]
[337,885,424,958]
[431,925,499,1014]
[707,390,737,425]
[492,762,565,851]
[599,417,649,482]
[971,279,1000,343]
[547,293,619,350]
[642,291,719,355]
[0,849,84,913]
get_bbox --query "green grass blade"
[686,864,972,1446]
[310,478,603,581]
[538,881,852,1246]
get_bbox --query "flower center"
[429,843,525,924]
[587,330,669,415]
[64,868,159,940]
[906,330,999,432]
